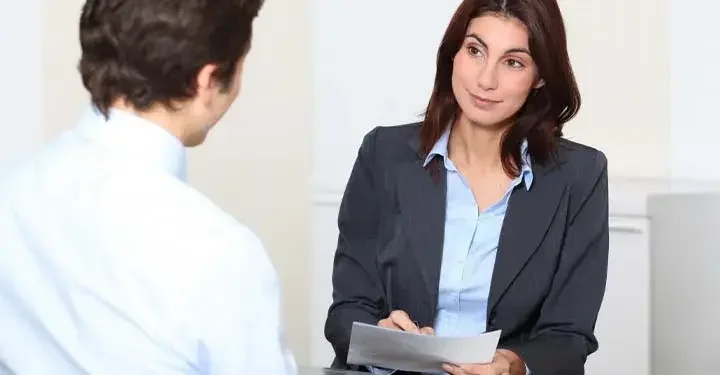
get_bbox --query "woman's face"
[451,14,543,128]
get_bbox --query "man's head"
[78,0,264,146]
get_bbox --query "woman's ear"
[534,78,545,89]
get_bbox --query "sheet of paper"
[346,322,501,373]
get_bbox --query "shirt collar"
[422,127,534,190]
[76,106,188,182]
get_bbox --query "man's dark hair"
[78,0,264,116]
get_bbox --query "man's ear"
[196,64,219,105]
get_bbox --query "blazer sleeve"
[502,153,610,375]
[324,127,387,369]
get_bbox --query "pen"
[385,266,393,314]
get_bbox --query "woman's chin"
[461,111,513,130]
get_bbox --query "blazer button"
[489,318,497,327]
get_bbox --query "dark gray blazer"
[324,123,609,375]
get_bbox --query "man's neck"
[110,101,192,146]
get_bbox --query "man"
[0,0,297,374]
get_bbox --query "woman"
[324,0,608,374]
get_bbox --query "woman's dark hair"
[421,0,581,176]
[78,0,264,117]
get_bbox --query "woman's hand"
[442,350,525,375]
[377,310,434,335]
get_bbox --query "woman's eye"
[506,59,524,69]
[467,46,482,56]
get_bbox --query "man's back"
[0,109,296,374]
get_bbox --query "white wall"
[0,0,43,166]
[41,0,87,140]
[668,1,720,180]
[558,0,670,178]
[310,0,460,192]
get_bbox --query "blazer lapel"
[395,139,447,316]
[488,158,568,313]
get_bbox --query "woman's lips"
[469,93,502,109]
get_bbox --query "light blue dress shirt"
[428,129,533,375]
[372,128,533,375]
[0,108,297,375]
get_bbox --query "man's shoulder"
[168,182,267,257]
[0,137,71,203]
[109,173,261,248]
[1,137,264,258]
[91,173,276,293]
